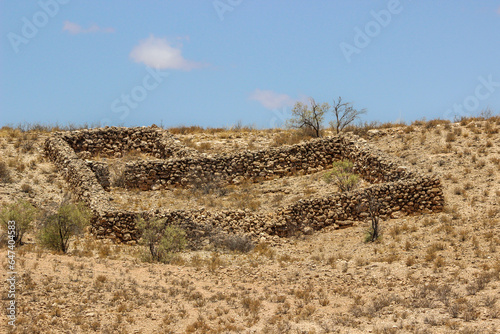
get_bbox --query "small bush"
[21,183,33,194]
[0,200,38,246]
[38,202,90,253]
[197,142,211,151]
[270,131,312,147]
[241,297,262,315]
[445,132,456,142]
[212,233,254,253]
[424,119,451,128]
[136,217,187,263]
[323,172,333,184]
[325,160,359,192]
[160,225,187,253]
[20,138,35,153]
[0,161,13,183]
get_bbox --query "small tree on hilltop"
[330,96,366,134]
[287,97,330,137]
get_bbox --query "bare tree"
[357,194,381,242]
[366,196,381,242]
[287,97,330,137]
[330,97,366,134]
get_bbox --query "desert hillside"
[1,117,500,333]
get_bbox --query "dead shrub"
[466,272,494,295]
[271,131,311,147]
[221,234,254,253]
[241,297,261,315]
[0,160,12,183]
[21,183,33,194]
[425,119,450,129]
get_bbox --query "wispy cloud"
[63,21,115,34]
[129,35,203,71]
[249,89,296,110]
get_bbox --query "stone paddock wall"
[44,126,444,245]
[60,125,199,159]
[123,136,417,190]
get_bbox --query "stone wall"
[86,161,110,191]
[272,176,442,236]
[93,208,270,247]
[123,136,417,190]
[60,125,199,159]
[43,135,112,212]
[92,176,443,243]
[44,126,444,246]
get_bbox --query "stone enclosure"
[43,126,444,245]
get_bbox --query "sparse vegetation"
[136,217,187,263]
[2,114,500,333]
[324,160,360,192]
[109,162,126,188]
[38,202,90,253]
[287,97,330,137]
[364,197,381,242]
[211,233,254,253]
[330,96,367,134]
[0,199,38,246]
[0,160,13,183]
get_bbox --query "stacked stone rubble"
[271,176,443,236]
[44,126,444,245]
[123,136,417,190]
[60,125,199,159]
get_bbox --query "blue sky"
[1,0,500,128]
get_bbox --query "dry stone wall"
[60,125,199,159]
[43,135,112,211]
[86,161,110,190]
[123,136,416,190]
[94,208,271,247]
[44,126,444,245]
[272,176,442,236]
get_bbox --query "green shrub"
[136,217,187,263]
[324,160,359,192]
[0,200,38,246]
[322,171,333,184]
[38,202,90,253]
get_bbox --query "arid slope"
[1,119,499,333]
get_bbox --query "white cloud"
[249,89,296,110]
[129,35,203,71]
[63,21,115,34]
